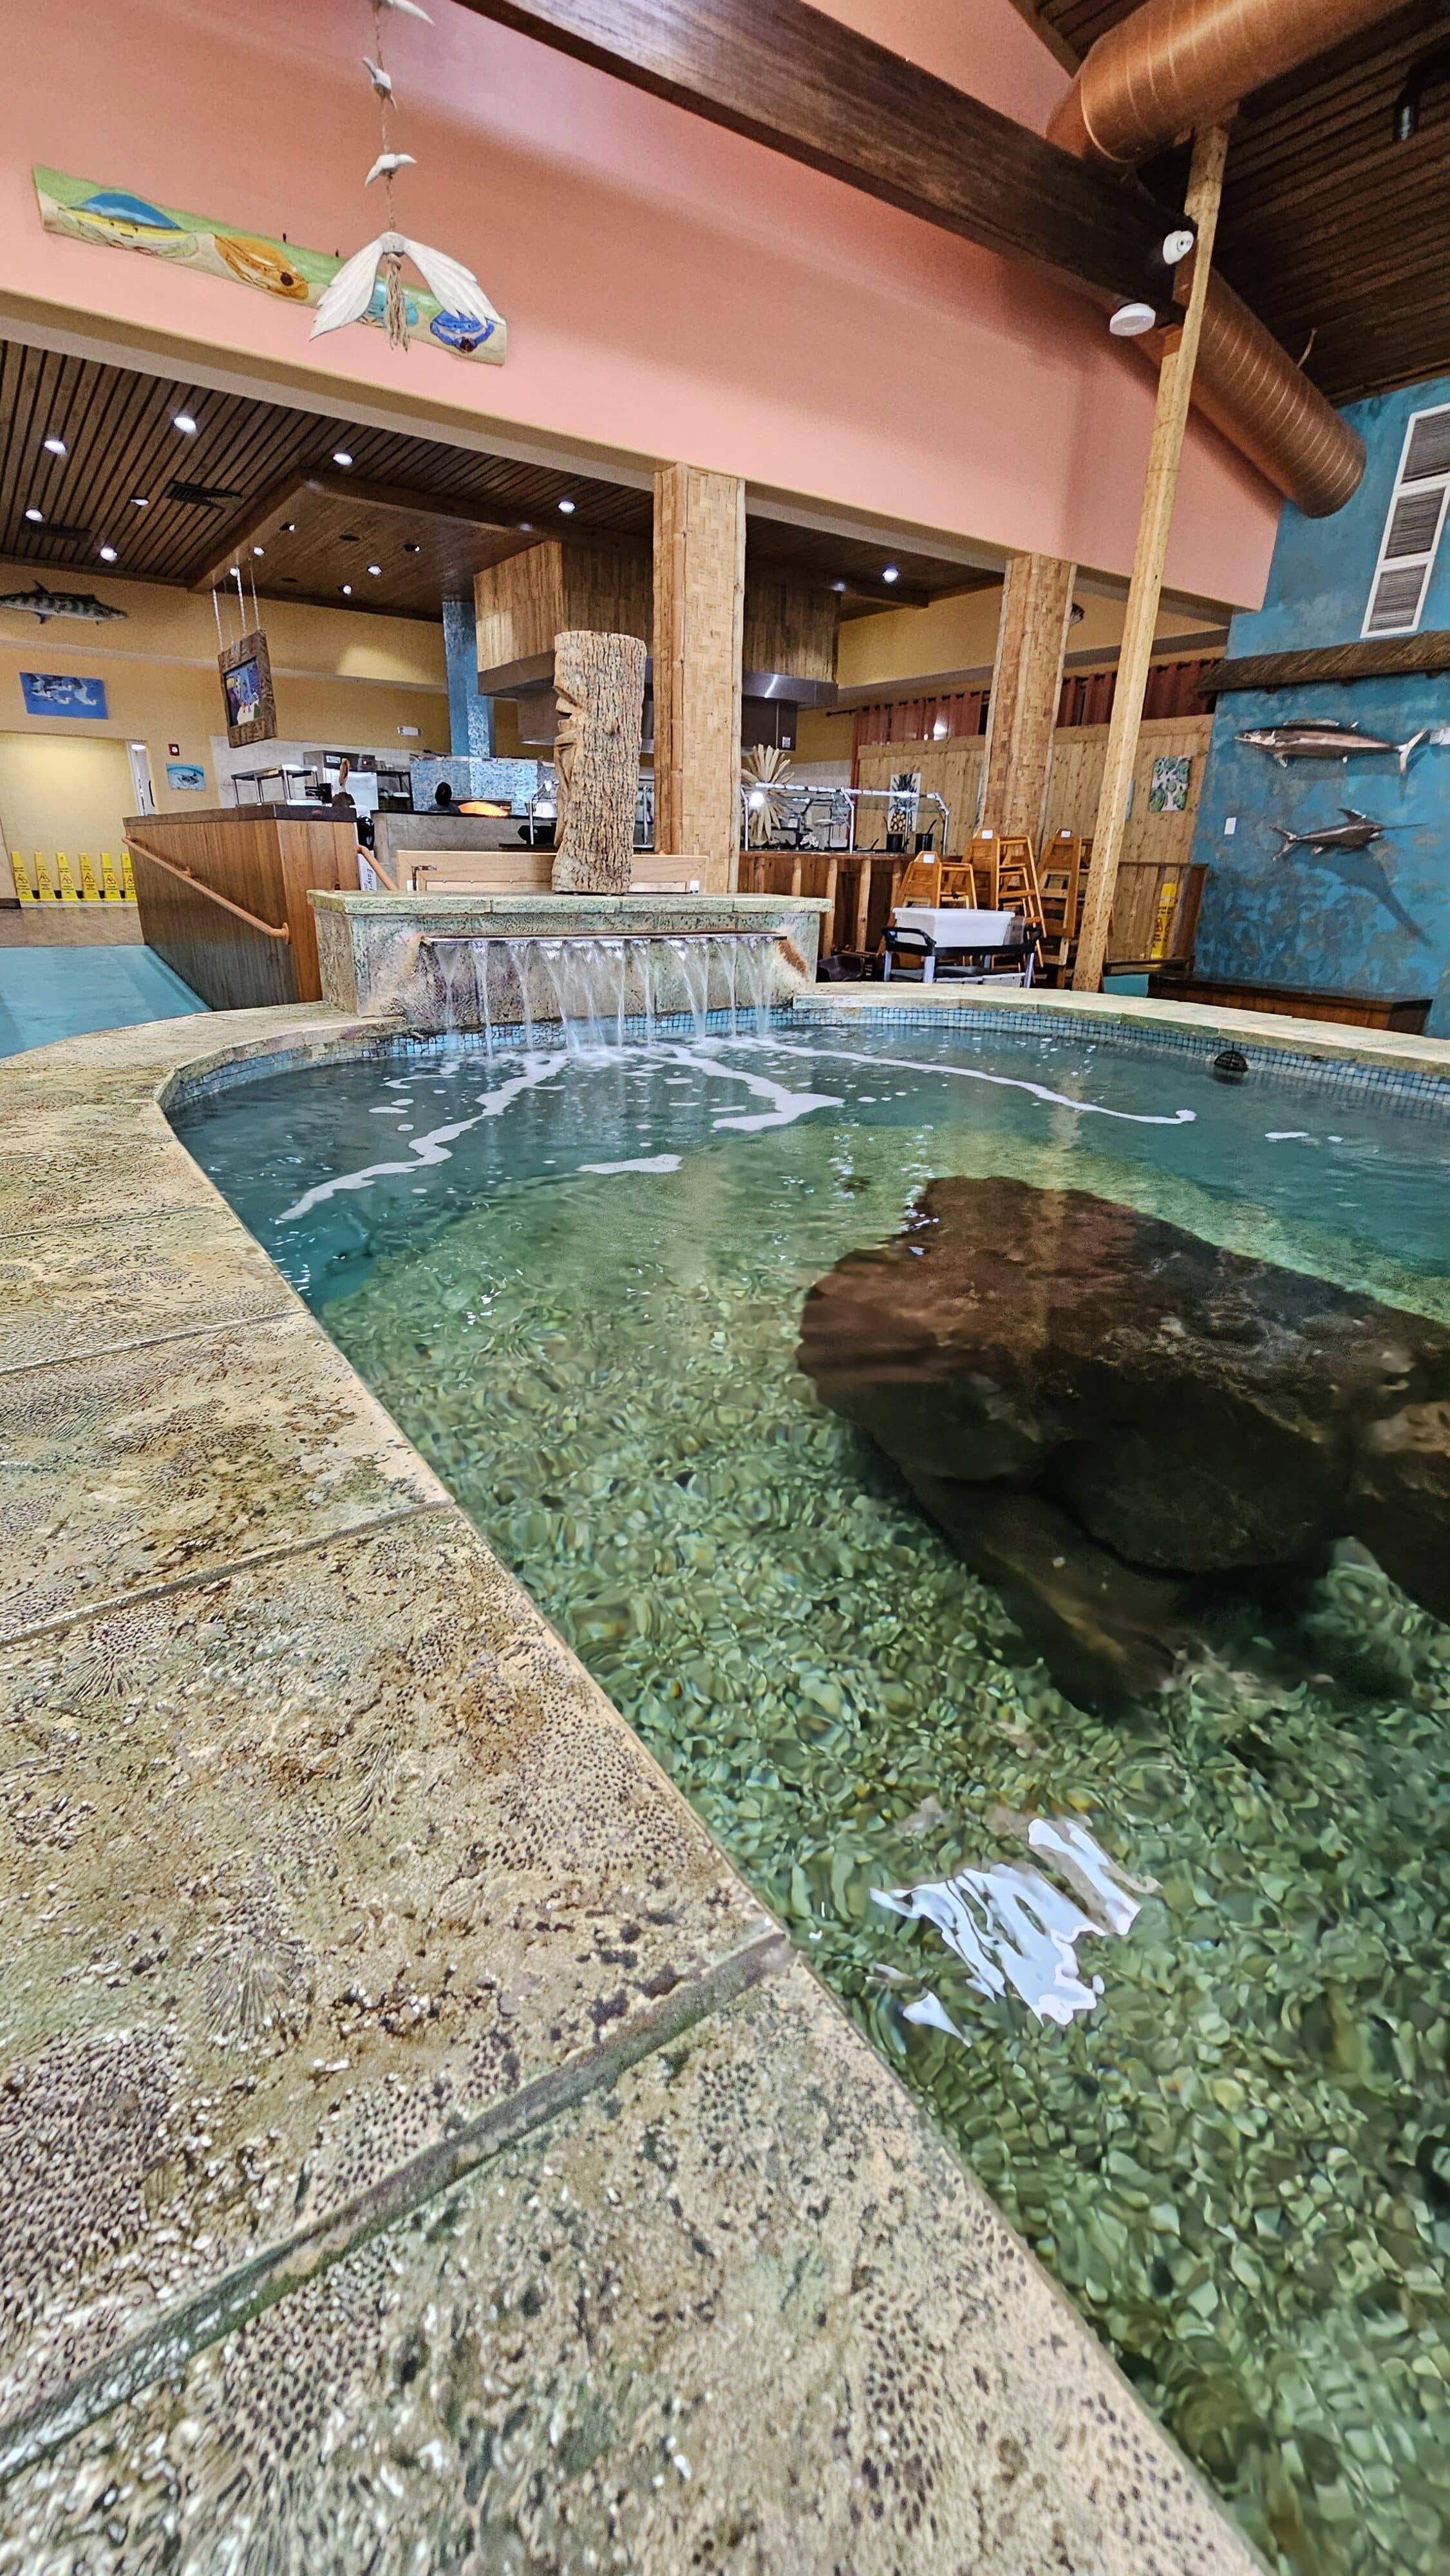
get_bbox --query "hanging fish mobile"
[312,0,503,359]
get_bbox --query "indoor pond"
[173,1009,1450,2576]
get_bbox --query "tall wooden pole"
[1073,124,1229,992]
[979,551,1077,842]
[653,464,746,891]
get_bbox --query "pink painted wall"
[0,0,1279,607]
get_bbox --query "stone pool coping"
[0,997,1277,2571]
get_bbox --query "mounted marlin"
[1269,810,1429,943]
[1238,719,1429,773]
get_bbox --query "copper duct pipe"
[1047,0,1404,514]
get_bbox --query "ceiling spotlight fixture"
[99,544,118,563]
[518,521,534,533]
[882,564,899,584]
[332,450,354,468]
[172,412,198,434]
[1069,600,1085,625]
[341,582,353,595]
[557,497,576,515]
[42,435,67,458]
[252,544,265,556]
[24,507,42,524]
[368,562,382,575]
[228,565,241,578]
[831,579,848,594]
[131,495,149,507]
[1162,227,1195,266]
[1109,301,1158,337]
[402,540,420,554]
[280,521,296,533]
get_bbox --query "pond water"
[173,1013,1450,2576]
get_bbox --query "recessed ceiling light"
[402,541,420,554]
[831,579,848,594]
[332,450,353,468]
[42,435,66,458]
[252,544,265,556]
[99,544,118,563]
[518,520,534,533]
[341,582,353,595]
[173,412,198,434]
[1109,301,1157,337]
[280,520,296,533]
[131,495,149,507]
[24,507,42,524]
[368,563,382,575]
[882,564,899,583]
[557,497,576,515]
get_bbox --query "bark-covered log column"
[551,628,647,893]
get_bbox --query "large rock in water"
[798,1177,1450,1706]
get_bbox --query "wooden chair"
[990,833,1046,932]
[937,859,981,905]
[1038,830,1084,982]
[894,855,943,907]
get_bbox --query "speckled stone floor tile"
[0,1102,220,1240]
[0,1313,450,1640]
[0,1511,771,2427]
[0,1961,1257,2576]
[0,1206,299,1373]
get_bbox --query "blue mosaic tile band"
[165,1001,1450,1121]
[797,1003,1450,1119]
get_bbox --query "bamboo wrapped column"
[979,552,1077,842]
[551,627,648,893]
[1073,124,1229,992]
[653,465,746,893]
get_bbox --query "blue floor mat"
[0,945,207,1058]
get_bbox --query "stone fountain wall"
[310,890,827,1032]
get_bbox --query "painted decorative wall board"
[1190,368,1450,1032]
[19,672,108,719]
[34,169,505,366]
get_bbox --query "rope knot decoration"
[311,0,504,359]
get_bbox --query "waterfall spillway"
[411,931,778,1041]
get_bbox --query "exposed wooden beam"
[1074,127,1230,993]
[980,553,1077,842]
[455,0,1184,312]
[998,0,1081,76]
[1199,630,1450,694]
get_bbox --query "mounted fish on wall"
[33,159,505,366]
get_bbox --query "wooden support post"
[979,552,1077,844]
[552,628,648,892]
[653,464,746,892]
[1073,124,1229,994]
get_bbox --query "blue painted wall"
[1191,372,1450,1032]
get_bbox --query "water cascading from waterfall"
[417,931,778,1043]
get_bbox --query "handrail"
[124,835,291,942]
[362,846,399,893]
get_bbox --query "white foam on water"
[580,1153,683,1176]
[1265,1130,1313,1143]
[716,1032,1196,1129]
[874,1817,1151,2033]
[275,1052,571,1221]
[901,1991,965,2039]
[659,1040,841,1133]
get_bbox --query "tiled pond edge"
[0,996,1319,2573]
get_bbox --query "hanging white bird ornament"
[312,0,504,361]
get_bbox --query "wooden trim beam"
[1198,630,1450,695]
[455,0,1185,312]
[1073,127,1230,994]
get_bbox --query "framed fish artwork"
[19,671,108,719]
[33,168,506,367]
[165,762,207,792]
[218,630,277,750]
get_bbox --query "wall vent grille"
[1363,402,1450,638]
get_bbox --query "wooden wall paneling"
[475,543,568,671]
[742,579,838,683]
[126,824,297,1010]
[653,464,746,893]
[852,739,984,849]
[1044,715,1212,867]
[278,820,361,1000]
[124,810,359,1006]
[979,552,1076,843]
